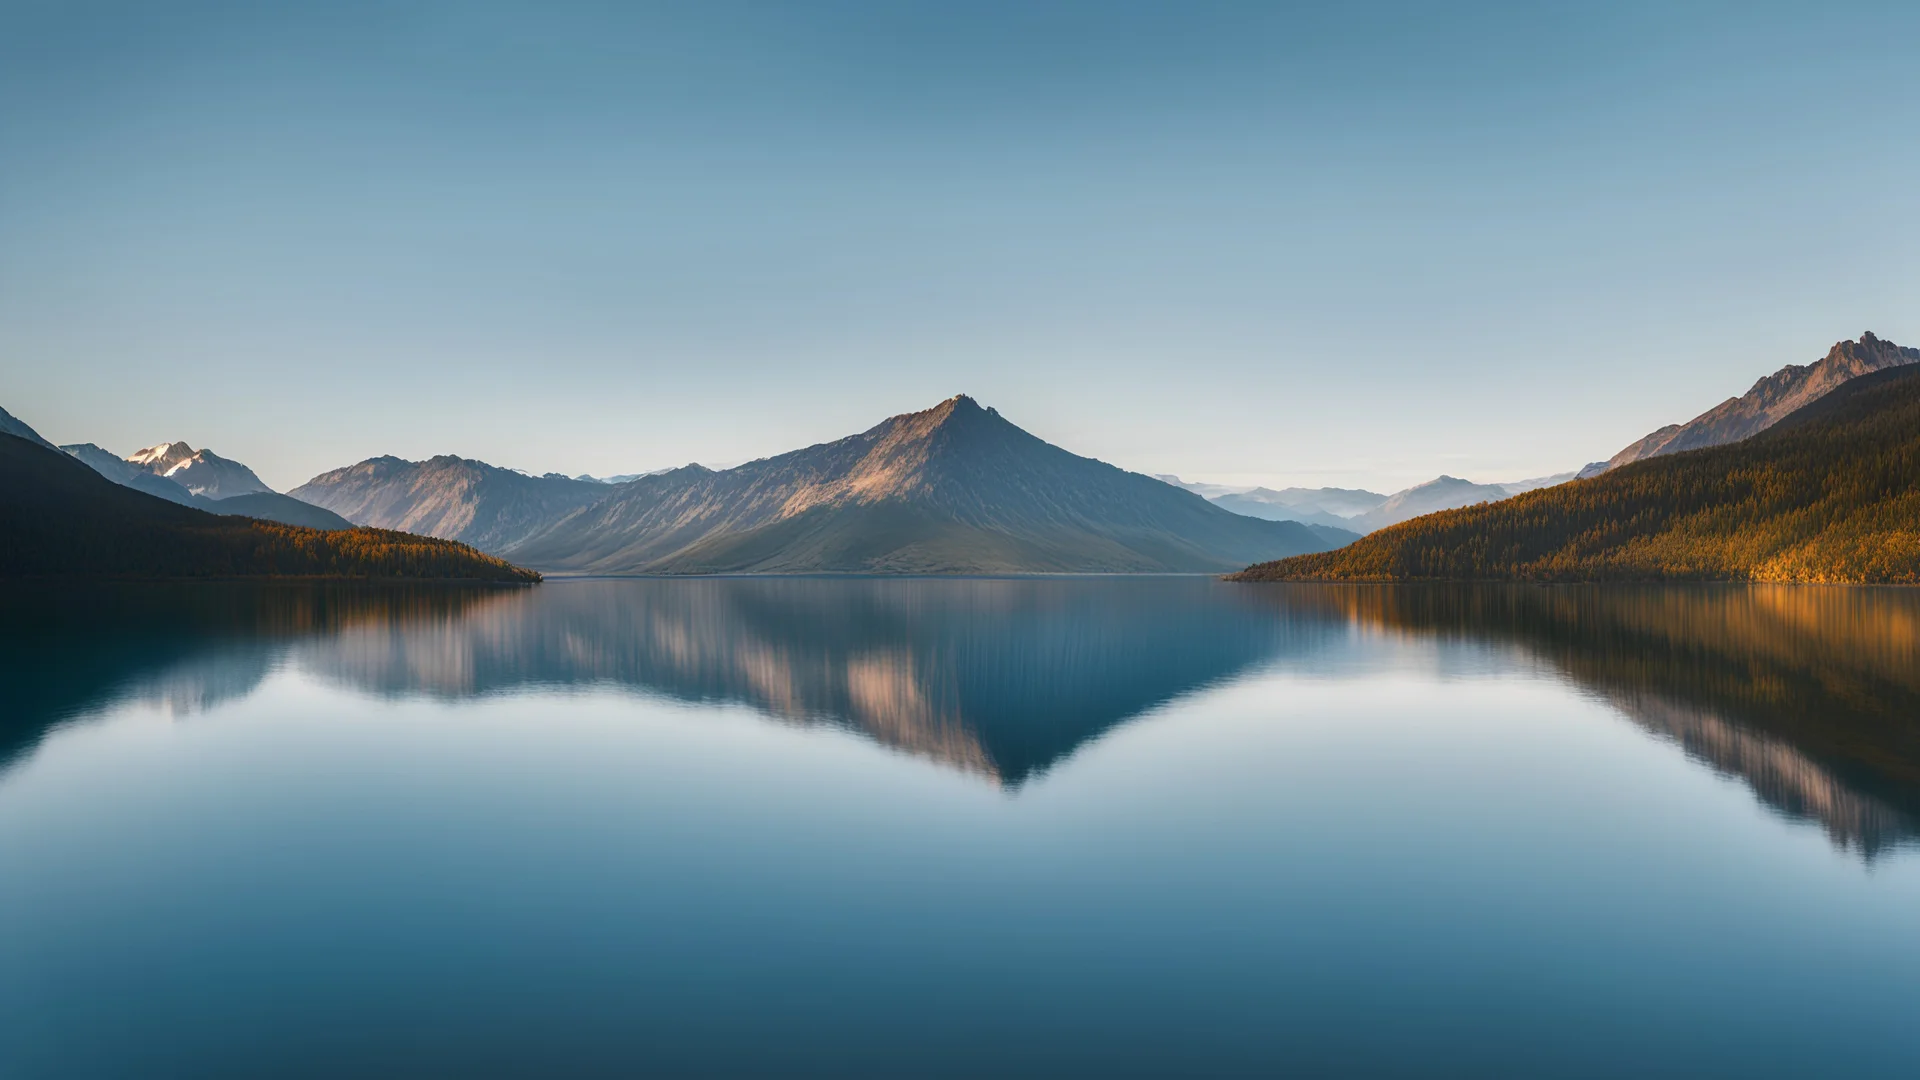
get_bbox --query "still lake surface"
[2,576,1918,1077]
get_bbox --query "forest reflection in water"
[4,577,1917,855]
[1256,583,1920,858]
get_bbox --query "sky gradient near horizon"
[3,1,1918,493]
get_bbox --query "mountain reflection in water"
[4,579,1917,853]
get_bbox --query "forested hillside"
[1,434,540,582]
[1231,367,1920,584]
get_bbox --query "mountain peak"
[128,441,196,468]
[917,393,985,424]
[501,395,1343,574]
[1600,332,1920,472]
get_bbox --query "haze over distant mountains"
[1160,471,1579,534]
[299,396,1356,574]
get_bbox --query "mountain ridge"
[1230,365,1920,584]
[291,454,610,551]
[1595,332,1919,473]
[0,432,538,581]
[505,395,1354,574]
[55,438,350,528]
[0,406,56,450]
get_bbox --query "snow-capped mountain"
[126,441,271,499]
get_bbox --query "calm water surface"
[2,577,1918,1077]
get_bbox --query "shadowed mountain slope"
[1231,366,1920,583]
[291,455,610,551]
[209,492,354,530]
[1594,332,1919,473]
[0,433,539,581]
[506,395,1355,574]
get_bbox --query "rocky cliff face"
[1601,332,1920,471]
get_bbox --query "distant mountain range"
[17,330,1913,582]
[1233,364,1920,583]
[1160,471,1580,534]
[575,470,671,484]
[1347,476,1516,533]
[1582,332,1920,476]
[299,396,1357,574]
[0,431,537,581]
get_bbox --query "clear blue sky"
[3,1,1917,492]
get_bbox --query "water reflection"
[289,577,1330,784]
[0,583,519,767]
[1257,584,1920,857]
[6,579,1918,853]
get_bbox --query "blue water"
[2,578,1917,1077]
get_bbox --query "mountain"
[0,405,56,449]
[57,440,351,528]
[1168,472,1579,534]
[126,440,271,498]
[62,442,202,504]
[1161,473,1591,534]
[1152,474,1249,501]
[1209,489,1367,529]
[1231,365,1920,583]
[577,471,666,484]
[1154,476,1390,528]
[1348,475,1512,533]
[505,396,1357,574]
[291,455,612,551]
[1594,332,1919,473]
[1250,486,1391,518]
[1,433,539,581]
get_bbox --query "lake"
[3,577,1918,1077]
